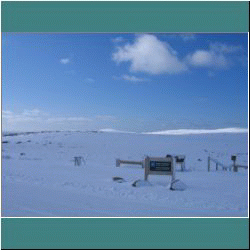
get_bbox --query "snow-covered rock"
[170,179,187,191]
[132,179,152,187]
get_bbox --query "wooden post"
[116,159,120,167]
[172,160,176,183]
[181,162,184,172]
[208,156,210,172]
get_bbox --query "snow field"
[2,131,248,217]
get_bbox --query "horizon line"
[2,127,248,136]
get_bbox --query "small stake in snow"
[74,156,85,166]
[208,155,210,172]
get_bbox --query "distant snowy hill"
[143,128,248,135]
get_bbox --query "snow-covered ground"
[1,130,248,217]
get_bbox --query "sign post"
[175,155,185,171]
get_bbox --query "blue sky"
[1,33,248,132]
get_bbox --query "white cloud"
[2,111,14,118]
[112,34,188,74]
[112,37,125,43]
[47,117,92,123]
[113,74,149,82]
[22,109,42,117]
[209,43,242,54]
[2,109,117,132]
[2,109,49,124]
[186,43,243,69]
[122,75,147,82]
[85,78,95,82]
[60,58,70,64]
[187,50,228,68]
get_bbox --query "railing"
[208,156,248,172]
[235,165,248,170]
[208,157,231,171]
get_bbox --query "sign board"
[150,160,172,172]
[144,156,173,181]
[231,155,236,161]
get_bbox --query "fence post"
[232,155,237,172]
[208,156,210,172]
[74,157,81,166]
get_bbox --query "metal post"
[208,156,210,172]
[232,155,237,172]
[144,157,149,181]
[172,160,176,183]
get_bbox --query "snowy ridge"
[98,128,136,134]
[142,128,248,135]
[3,127,248,137]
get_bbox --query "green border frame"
[1,1,249,32]
[1,218,249,249]
[1,1,249,249]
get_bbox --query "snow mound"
[112,177,126,183]
[132,180,152,187]
[170,179,187,191]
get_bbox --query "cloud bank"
[2,109,117,132]
[113,34,244,74]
